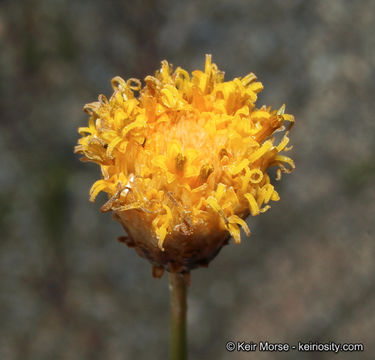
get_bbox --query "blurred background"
[1,0,374,359]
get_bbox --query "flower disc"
[75,55,295,276]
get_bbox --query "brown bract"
[115,208,232,279]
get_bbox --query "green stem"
[169,272,187,360]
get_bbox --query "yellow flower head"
[75,55,294,277]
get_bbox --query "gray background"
[1,0,374,359]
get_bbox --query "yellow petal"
[248,140,273,163]
[244,193,260,216]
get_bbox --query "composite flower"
[75,55,294,276]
